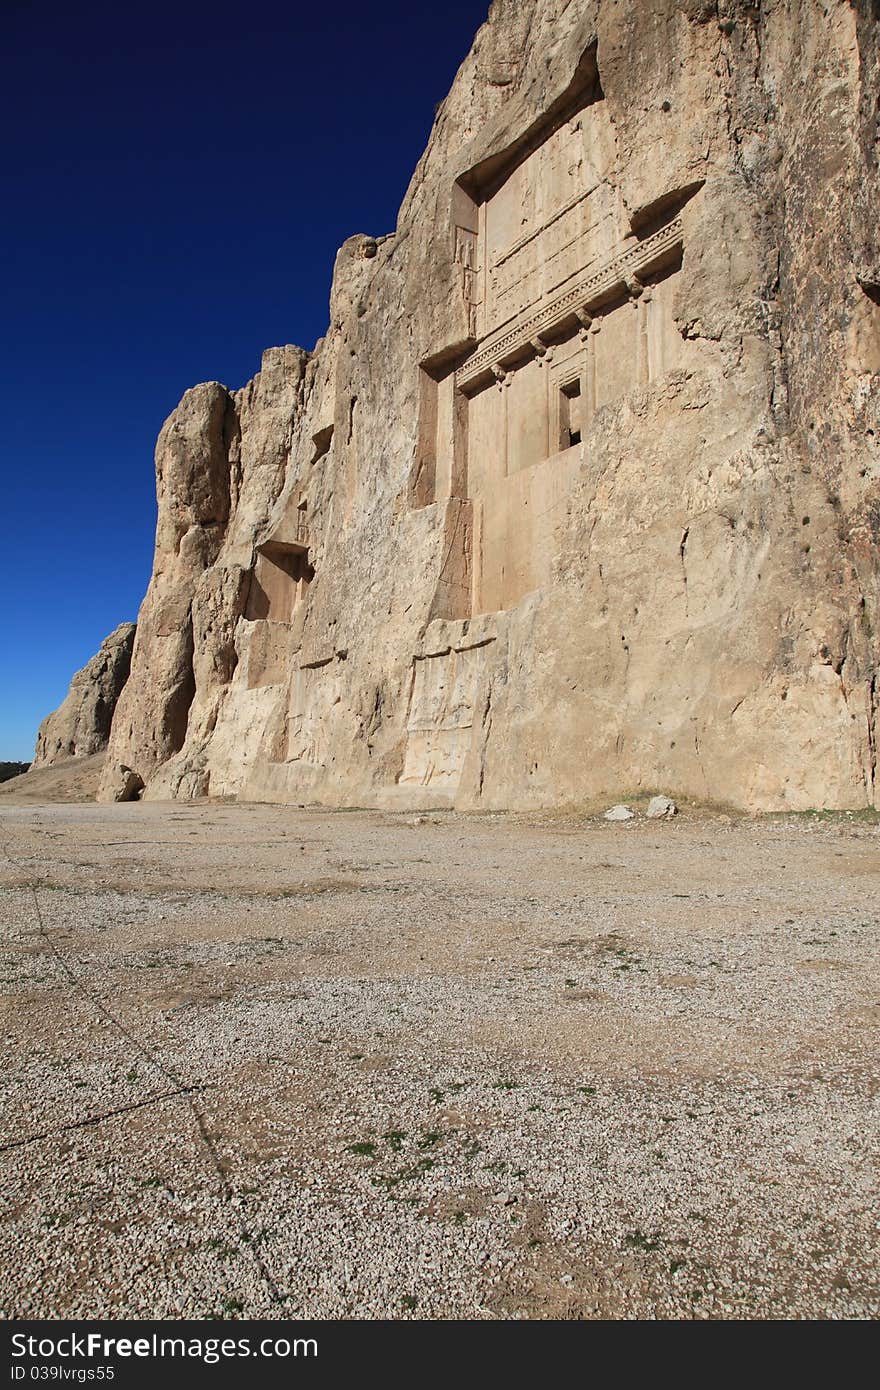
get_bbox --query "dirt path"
[0,799,877,1318]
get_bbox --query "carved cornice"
[455,217,683,392]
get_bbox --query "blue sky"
[0,0,489,759]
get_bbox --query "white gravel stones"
[604,805,635,821]
[0,799,878,1319]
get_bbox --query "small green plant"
[624,1229,659,1251]
[371,1172,404,1190]
[346,1141,376,1157]
[206,1239,237,1259]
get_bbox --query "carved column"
[577,308,601,427]
[639,287,653,385]
[576,308,592,428]
[531,338,553,458]
[626,275,650,387]
[493,364,510,477]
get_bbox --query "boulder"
[102,764,144,803]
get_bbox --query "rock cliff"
[33,623,136,767]
[87,0,877,811]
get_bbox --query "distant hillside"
[0,762,30,784]
[0,752,105,802]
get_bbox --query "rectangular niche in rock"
[409,357,470,510]
[246,544,314,623]
[245,542,315,690]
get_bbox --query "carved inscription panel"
[400,644,483,788]
[481,105,620,337]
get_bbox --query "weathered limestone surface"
[91,0,877,812]
[33,623,135,766]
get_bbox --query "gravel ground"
[0,798,877,1319]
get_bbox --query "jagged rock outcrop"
[33,623,135,766]
[86,0,877,812]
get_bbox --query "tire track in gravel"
[0,824,287,1305]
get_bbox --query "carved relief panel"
[480,106,620,338]
[454,226,479,338]
[400,639,487,791]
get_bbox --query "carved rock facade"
[94,0,878,812]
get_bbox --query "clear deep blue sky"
[0,0,489,760]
